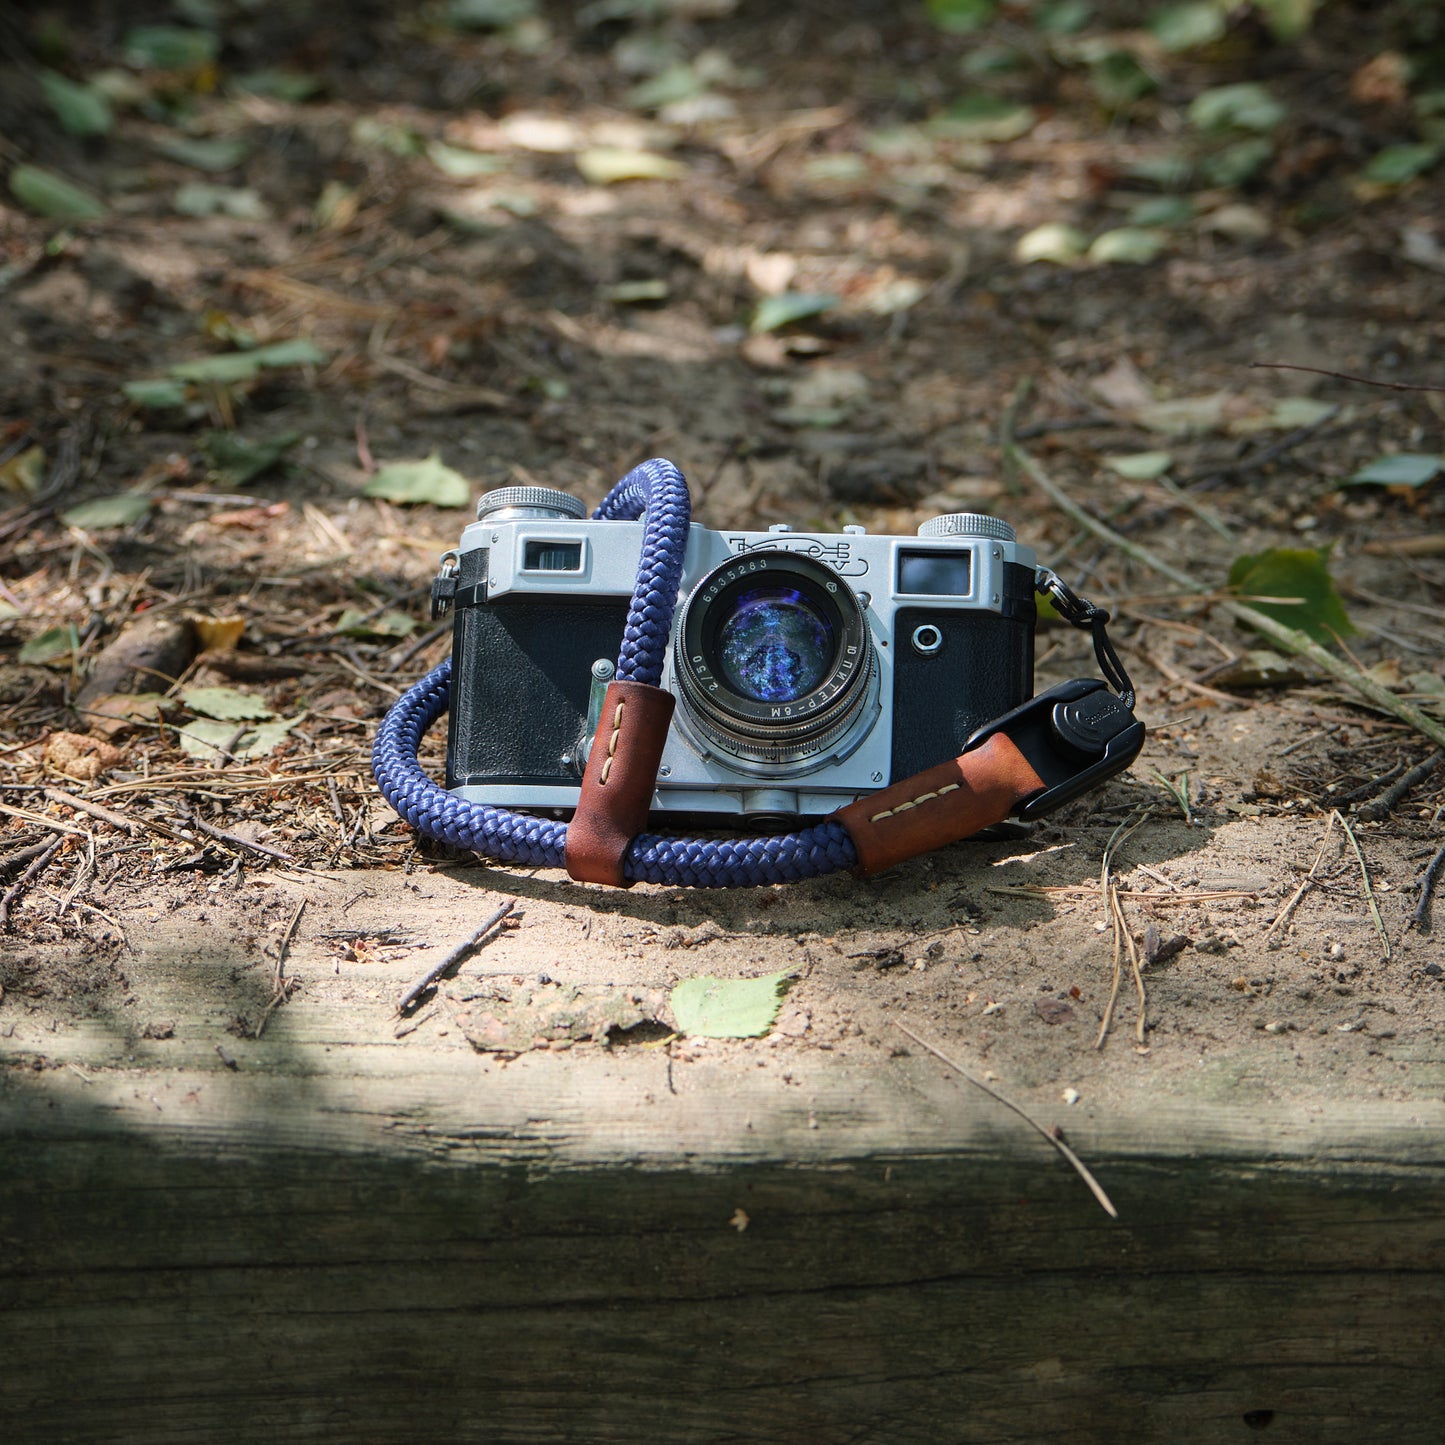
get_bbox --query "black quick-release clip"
[962,569,1144,821]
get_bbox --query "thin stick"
[1357,750,1443,823]
[1095,808,1149,1049]
[0,802,91,838]
[255,898,306,1039]
[0,835,65,928]
[895,1022,1118,1220]
[1264,812,1339,947]
[1249,361,1445,395]
[1000,396,1445,755]
[1336,810,1392,962]
[1177,404,1341,489]
[184,811,297,865]
[1412,839,1445,934]
[396,900,516,1015]
[42,786,139,835]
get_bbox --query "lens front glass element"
[715,587,835,703]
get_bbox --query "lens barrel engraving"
[675,551,875,766]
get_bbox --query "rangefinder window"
[524,540,583,572]
[897,549,971,597]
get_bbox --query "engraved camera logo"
[726,535,869,577]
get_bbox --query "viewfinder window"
[897,549,971,596]
[524,540,583,572]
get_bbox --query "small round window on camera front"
[911,624,943,656]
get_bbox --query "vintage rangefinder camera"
[435,487,1038,824]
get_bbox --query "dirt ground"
[2,0,1443,1106]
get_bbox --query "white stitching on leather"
[869,780,960,824]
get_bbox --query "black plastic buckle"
[964,678,1145,821]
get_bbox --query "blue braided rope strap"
[371,458,861,888]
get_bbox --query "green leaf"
[362,453,472,507]
[575,148,685,184]
[1362,144,1440,186]
[446,0,537,28]
[1189,83,1285,134]
[177,716,296,761]
[750,292,839,334]
[1226,546,1354,647]
[1133,392,1228,435]
[123,378,189,408]
[230,69,322,102]
[669,971,793,1039]
[426,140,506,178]
[1254,0,1317,40]
[123,25,219,71]
[180,685,274,721]
[1103,450,1173,480]
[1089,52,1157,110]
[1129,195,1195,227]
[1150,3,1226,51]
[335,608,419,639]
[1199,136,1274,187]
[1035,1,1093,35]
[201,430,298,485]
[19,625,78,665]
[1015,221,1087,265]
[174,182,269,219]
[167,338,326,383]
[1087,227,1167,265]
[151,134,249,172]
[40,70,115,137]
[9,164,106,222]
[1346,453,1443,488]
[931,95,1036,142]
[60,495,152,529]
[925,0,995,33]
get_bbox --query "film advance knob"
[916,513,1016,543]
[476,486,588,522]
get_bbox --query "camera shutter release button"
[1051,691,1132,758]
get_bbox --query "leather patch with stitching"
[565,680,675,887]
[832,732,1045,876]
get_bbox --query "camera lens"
[715,587,834,703]
[675,551,875,769]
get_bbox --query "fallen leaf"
[1189,82,1286,134]
[1103,450,1173,480]
[9,164,106,222]
[1015,221,1087,265]
[1087,227,1167,265]
[40,70,115,137]
[60,495,152,530]
[362,453,472,507]
[191,615,245,653]
[123,24,219,71]
[174,183,270,219]
[151,135,250,172]
[669,970,793,1039]
[1134,392,1229,435]
[19,626,78,665]
[201,430,298,485]
[931,95,1035,142]
[180,685,274,721]
[1226,546,1355,647]
[0,444,46,496]
[335,609,418,639]
[576,148,685,184]
[167,338,326,384]
[1362,144,1440,186]
[425,140,506,177]
[1151,2,1226,51]
[1346,453,1443,488]
[750,292,838,334]
[1204,649,1314,689]
[123,378,190,409]
[84,692,166,738]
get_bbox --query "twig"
[1357,751,1443,823]
[1095,807,1150,1050]
[1,839,58,875]
[1177,404,1341,489]
[895,1022,1118,1220]
[1264,812,1339,948]
[42,786,139,835]
[0,802,91,838]
[255,898,306,1039]
[0,835,65,928]
[1250,361,1445,395]
[1411,840,1445,934]
[1000,387,1445,755]
[396,900,516,1015]
[183,810,297,865]
[1336,810,1392,963]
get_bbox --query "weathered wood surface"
[4,882,1445,1444]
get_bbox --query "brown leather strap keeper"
[565,680,676,887]
[833,732,1045,877]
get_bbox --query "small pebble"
[1062,1087,1080,1105]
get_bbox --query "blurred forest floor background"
[1,0,1443,1061]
